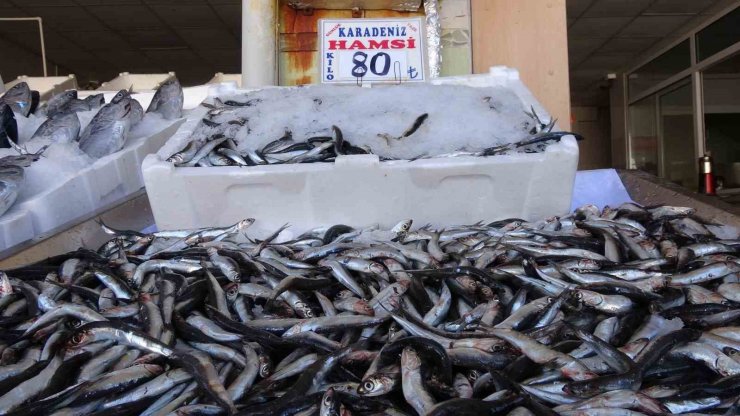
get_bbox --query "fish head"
[237,218,256,231]
[258,355,273,378]
[111,89,129,104]
[335,290,356,300]
[320,388,339,416]
[562,380,600,398]
[391,219,413,234]
[0,272,13,297]
[224,282,239,303]
[64,328,93,351]
[466,369,481,384]
[166,153,186,164]
[4,82,31,102]
[400,347,422,370]
[354,300,374,316]
[358,373,396,396]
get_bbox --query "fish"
[0,103,17,148]
[146,77,184,120]
[83,93,105,110]
[77,90,137,158]
[0,143,46,216]
[44,90,78,118]
[0,203,736,414]
[1,81,38,117]
[30,112,81,143]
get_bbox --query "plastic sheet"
[424,0,441,78]
[570,169,634,212]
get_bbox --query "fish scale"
[0,203,738,415]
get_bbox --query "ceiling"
[567,0,739,106]
[0,0,242,87]
[1,0,738,96]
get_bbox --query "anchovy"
[0,204,735,414]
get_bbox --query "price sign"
[319,18,426,84]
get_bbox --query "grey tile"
[0,6,28,17]
[63,31,133,50]
[211,4,240,33]
[567,0,596,18]
[645,0,716,15]
[86,5,162,29]
[24,6,105,32]
[583,0,653,17]
[569,17,632,38]
[176,27,238,48]
[579,53,636,71]
[600,37,659,54]
[149,4,221,27]
[619,15,692,37]
[124,28,184,48]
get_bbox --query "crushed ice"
[187,84,545,160]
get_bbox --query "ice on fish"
[188,84,542,160]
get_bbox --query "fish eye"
[71,333,85,345]
[363,381,374,390]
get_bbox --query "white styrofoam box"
[208,73,242,87]
[0,118,186,251]
[3,75,78,101]
[143,67,579,237]
[98,72,176,93]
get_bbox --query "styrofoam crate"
[4,75,78,101]
[143,67,579,238]
[98,72,176,93]
[208,73,242,87]
[0,117,186,251]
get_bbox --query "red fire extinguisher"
[698,154,716,195]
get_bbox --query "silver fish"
[146,77,184,120]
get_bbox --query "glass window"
[703,52,740,189]
[697,6,740,61]
[629,95,658,176]
[659,81,696,189]
[629,40,691,97]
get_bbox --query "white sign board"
[319,18,426,84]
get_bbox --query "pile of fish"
[0,203,738,415]
[167,100,582,167]
[0,79,184,218]
[1,78,183,157]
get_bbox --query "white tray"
[0,119,186,250]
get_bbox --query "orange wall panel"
[471,0,571,130]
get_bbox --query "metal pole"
[0,17,47,77]
[241,0,277,87]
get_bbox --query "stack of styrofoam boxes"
[142,67,579,239]
[98,72,175,93]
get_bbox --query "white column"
[242,0,277,87]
